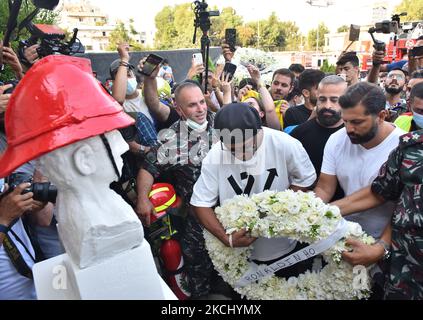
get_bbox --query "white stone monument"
[0,55,175,300]
[34,131,174,299]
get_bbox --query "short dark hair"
[289,63,305,74]
[272,68,295,85]
[286,78,302,101]
[298,69,325,92]
[411,70,423,79]
[339,82,386,115]
[174,80,202,102]
[336,51,359,67]
[410,82,423,103]
[163,59,169,64]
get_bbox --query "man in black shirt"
[291,75,347,201]
[284,69,325,129]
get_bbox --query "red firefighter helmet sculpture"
[148,183,181,223]
[148,183,189,299]
[0,55,134,178]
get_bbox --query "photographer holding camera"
[0,173,55,299]
[0,40,56,299]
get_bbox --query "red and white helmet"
[0,55,134,178]
[148,183,181,223]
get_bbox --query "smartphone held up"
[223,62,237,82]
[140,54,164,76]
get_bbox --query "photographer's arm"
[367,50,385,84]
[0,183,33,246]
[112,43,130,105]
[2,46,24,80]
[0,84,13,114]
[248,64,281,130]
[142,61,170,123]
[136,169,156,227]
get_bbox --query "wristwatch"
[376,239,391,260]
[139,145,147,153]
[0,224,10,234]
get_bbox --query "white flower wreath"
[204,190,375,300]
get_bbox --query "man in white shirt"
[315,82,405,239]
[0,181,37,300]
[191,103,316,276]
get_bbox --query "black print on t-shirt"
[227,168,278,195]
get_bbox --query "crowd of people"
[0,32,422,300]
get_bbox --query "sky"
[88,0,403,34]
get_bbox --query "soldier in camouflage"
[334,129,423,299]
[136,81,220,299]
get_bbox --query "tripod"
[192,0,219,94]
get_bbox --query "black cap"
[214,103,262,142]
[109,59,135,79]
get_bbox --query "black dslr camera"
[368,13,407,64]
[2,0,84,69]
[18,25,84,67]
[5,172,57,204]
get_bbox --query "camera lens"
[31,182,57,203]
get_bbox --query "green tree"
[154,6,177,49]
[153,4,303,51]
[107,21,143,51]
[154,4,242,49]
[281,21,302,51]
[337,25,349,33]
[395,0,423,21]
[240,14,302,51]
[320,59,336,73]
[307,22,329,51]
[173,3,195,49]
[154,3,195,49]
[238,24,256,47]
[209,7,243,45]
[1,1,60,82]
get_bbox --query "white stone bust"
[35,130,143,268]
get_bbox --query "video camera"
[4,172,57,204]
[192,0,220,37]
[192,0,220,94]
[368,12,407,61]
[1,0,84,70]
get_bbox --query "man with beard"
[291,75,347,201]
[314,82,405,239]
[384,68,407,122]
[283,69,325,129]
[269,69,295,129]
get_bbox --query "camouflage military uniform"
[371,129,423,299]
[142,112,218,298]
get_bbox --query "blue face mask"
[413,111,423,128]
[126,78,138,96]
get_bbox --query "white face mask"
[186,118,208,132]
[413,111,423,128]
[126,78,138,96]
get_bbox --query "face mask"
[126,78,138,96]
[186,118,208,132]
[413,111,423,128]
